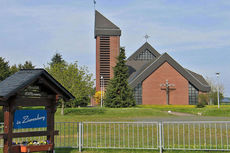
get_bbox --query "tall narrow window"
[135,49,156,61]
[133,83,142,105]
[100,36,110,87]
[189,83,199,105]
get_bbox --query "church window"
[135,49,155,60]
[133,82,142,105]
[189,83,199,105]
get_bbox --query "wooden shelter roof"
[0,69,75,101]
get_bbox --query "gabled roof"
[126,42,161,80]
[0,69,75,101]
[128,53,211,92]
[185,69,209,87]
[95,10,121,38]
[127,42,161,60]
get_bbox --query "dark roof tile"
[127,42,160,60]
[95,10,121,37]
[128,52,211,92]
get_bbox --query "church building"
[95,10,211,105]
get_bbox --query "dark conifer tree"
[18,61,35,69]
[0,57,11,81]
[104,47,135,107]
[49,53,66,66]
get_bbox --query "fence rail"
[82,122,159,150]
[162,121,230,151]
[1,121,230,152]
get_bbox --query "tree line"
[0,53,95,114]
[0,49,136,111]
[0,49,225,111]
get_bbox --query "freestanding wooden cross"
[160,80,175,105]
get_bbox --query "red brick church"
[95,10,210,105]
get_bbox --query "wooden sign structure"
[0,69,74,153]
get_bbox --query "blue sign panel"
[13,110,47,129]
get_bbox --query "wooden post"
[46,96,57,153]
[3,103,15,153]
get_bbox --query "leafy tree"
[10,64,19,75]
[104,48,135,108]
[9,61,35,76]
[0,57,11,81]
[209,91,224,105]
[49,53,66,66]
[46,62,94,114]
[206,78,224,105]
[18,61,35,69]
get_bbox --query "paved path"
[133,116,230,121]
[132,111,230,121]
[163,111,196,117]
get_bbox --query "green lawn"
[55,105,230,122]
[137,105,230,117]
[55,107,169,122]
[2,105,230,153]
[1,105,229,123]
[0,148,227,153]
[53,148,229,153]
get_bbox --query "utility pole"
[100,76,104,107]
[216,72,220,108]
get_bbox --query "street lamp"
[216,72,220,108]
[100,76,104,107]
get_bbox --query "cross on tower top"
[93,0,96,10]
[144,34,150,42]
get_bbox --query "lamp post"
[216,72,220,108]
[100,76,104,107]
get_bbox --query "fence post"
[159,122,163,153]
[79,122,82,152]
[82,122,84,148]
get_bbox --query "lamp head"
[216,72,220,77]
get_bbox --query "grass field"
[2,105,230,153]
[0,148,227,153]
[137,105,230,117]
[52,105,230,152]
[55,105,230,122]
[52,148,230,153]
[55,107,169,122]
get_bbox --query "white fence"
[1,121,230,152]
[82,122,159,149]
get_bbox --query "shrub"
[94,91,104,105]
[196,102,205,108]
[197,94,208,108]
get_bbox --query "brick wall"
[96,36,100,92]
[96,36,120,92]
[142,62,189,105]
[109,36,120,78]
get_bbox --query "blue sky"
[0,0,230,96]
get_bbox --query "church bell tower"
[95,10,121,91]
